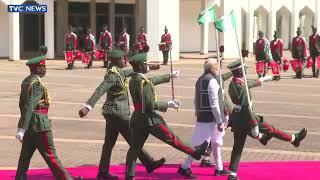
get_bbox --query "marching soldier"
[118,27,130,64]
[136,26,149,53]
[160,26,172,65]
[65,25,78,70]
[270,31,284,80]
[79,50,164,180]
[83,27,96,69]
[309,26,320,78]
[99,25,113,68]
[15,46,82,180]
[255,31,272,77]
[226,60,308,180]
[291,27,307,79]
[125,53,209,180]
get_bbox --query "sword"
[169,47,178,111]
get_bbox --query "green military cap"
[129,53,147,64]
[26,55,46,66]
[109,49,124,59]
[227,59,247,71]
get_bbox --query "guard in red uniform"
[160,26,172,65]
[136,26,149,53]
[291,27,307,79]
[118,27,130,64]
[255,31,272,77]
[99,25,113,68]
[309,26,320,78]
[83,27,95,69]
[65,25,78,70]
[270,31,283,80]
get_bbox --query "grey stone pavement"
[0,53,320,170]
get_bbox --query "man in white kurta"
[178,60,228,177]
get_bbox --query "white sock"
[212,143,223,171]
[182,156,194,169]
[291,134,295,142]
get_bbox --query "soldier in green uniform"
[226,60,308,180]
[79,50,165,180]
[125,53,209,180]
[15,46,82,180]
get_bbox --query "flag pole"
[234,27,253,110]
[214,29,224,101]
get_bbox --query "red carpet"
[1,161,319,179]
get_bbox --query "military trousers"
[126,121,195,177]
[162,50,169,65]
[98,114,156,175]
[311,56,319,77]
[16,130,72,180]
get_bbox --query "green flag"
[214,10,237,32]
[197,6,216,25]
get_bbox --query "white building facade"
[0,0,319,60]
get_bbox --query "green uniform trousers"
[126,120,195,177]
[162,50,169,65]
[98,114,155,175]
[16,130,71,180]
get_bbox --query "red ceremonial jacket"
[137,33,147,46]
[65,32,77,50]
[291,36,307,59]
[119,32,128,47]
[84,34,95,52]
[270,39,283,61]
[309,34,320,57]
[161,33,172,50]
[99,31,112,50]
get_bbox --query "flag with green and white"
[197,6,216,25]
[214,10,237,32]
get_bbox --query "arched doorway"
[299,6,314,44]
[19,0,44,58]
[276,6,291,49]
[254,6,269,40]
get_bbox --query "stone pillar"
[135,0,147,33]
[246,0,254,52]
[315,0,320,30]
[9,12,20,60]
[146,0,180,62]
[108,0,115,40]
[291,0,299,44]
[56,0,68,57]
[44,0,54,59]
[90,0,96,36]
[200,0,209,54]
[268,0,276,40]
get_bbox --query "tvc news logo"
[8,4,47,13]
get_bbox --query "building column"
[291,0,299,43]
[221,0,241,58]
[246,0,254,52]
[9,13,20,60]
[200,0,209,54]
[108,0,115,40]
[56,0,68,57]
[315,0,320,29]
[268,0,276,40]
[90,0,96,36]
[146,0,180,62]
[44,0,54,59]
[135,0,147,33]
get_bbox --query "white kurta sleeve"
[208,78,223,124]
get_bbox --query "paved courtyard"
[0,54,320,171]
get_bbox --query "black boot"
[146,157,166,173]
[214,168,229,176]
[191,141,209,160]
[259,133,272,146]
[87,61,93,69]
[177,166,195,178]
[103,60,109,68]
[292,128,307,147]
[228,174,239,180]
[96,172,118,180]
[200,159,215,167]
[15,174,27,180]
[72,176,83,180]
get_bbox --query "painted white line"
[1,114,319,136]
[0,135,318,157]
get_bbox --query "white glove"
[251,126,259,138]
[169,71,180,78]
[259,75,272,83]
[16,128,26,143]
[168,100,181,109]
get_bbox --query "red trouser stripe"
[41,132,66,180]
[158,124,194,154]
[260,122,292,142]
